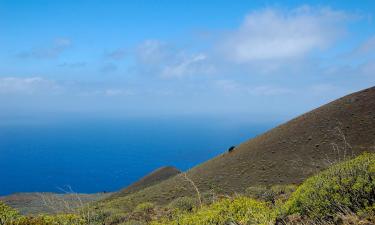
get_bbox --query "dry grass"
[0,191,110,215]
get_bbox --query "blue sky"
[1,0,375,121]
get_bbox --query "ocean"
[0,116,274,196]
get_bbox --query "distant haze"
[0,1,374,120]
[0,0,375,195]
[0,116,274,195]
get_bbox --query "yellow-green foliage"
[118,220,145,225]
[1,200,85,225]
[245,184,297,204]
[168,197,198,212]
[13,214,85,225]
[151,196,275,225]
[245,185,269,200]
[357,203,375,223]
[270,184,297,197]
[103,211,129,225]
[284,152,375,219]
[0,201,20,225]
[133,202,154,214]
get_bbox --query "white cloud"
[58,62,86,68]
[0,76,137,98]
[131,6,351,79]
[0,77,60,94]
[248,85,294,96]
[104,89,134,97]
[161,53,214,78]
[350,35,375,57]
[214,79,240,92]
[310,84,339,94]
[215,79,293,96]
[135,40,214,78]
[106,49,127,60]
[136,40,170,65]
[77,88,135,97]
[220,6,348,62]
[18,38,72,59]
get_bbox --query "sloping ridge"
[0,192,110,215]
[110,166,181,199]
[109,86,375,205]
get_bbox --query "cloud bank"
[220,6,348,62]
[1,5,374,118]
[0,77,60,95]
[17,38,72,59]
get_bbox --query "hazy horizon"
[1,0,375,196]
[1,1,374,121]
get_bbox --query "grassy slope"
[1,167,180,215]
[101,86,375,209]
[151,153,375,225]
[109,166,181,199]
[0,193,110,215]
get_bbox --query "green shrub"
[152,196,275,225]
[133,202,154,214]
[118,220,146,225]
[168,197,198,212]
[0,201,20,225]
[1,202,85,225]
[357,203,375,222]
[245,185,269,200]
[270,184,298,204]
[104,212,129,225]
[245,184,296,204]
[11,214,85,225]
[284,152,375,220]
[245,185,274,205]
[270,184,297,197]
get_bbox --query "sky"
[1,0,375,121]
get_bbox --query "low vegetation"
[0,192,110,215]
[283,152,375,220]
[1,152,374,224]
[0,201,19,225]
[151,197,275,225]
[0,202,85,225]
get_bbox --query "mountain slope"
[105,86,375,207]
[186,86,375,191]
[0,192,110,215]
[110,166,181,199]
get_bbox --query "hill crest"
[106,86,375,207]
[110,166,181,199]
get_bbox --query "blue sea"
[0,115,275,196]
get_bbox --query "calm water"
[0,116,274,196]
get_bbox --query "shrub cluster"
[150,153,374,225]
[284,152,375,220]
[13,214,85,225]
[0,201,20,225]
[151,197,275,225]
[167,197,198,212]
[245,184,297,204]
[133,202,154,214]
[0,201,85,225]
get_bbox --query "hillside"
[110,166,181,199]
[0,192,110,215]
[101,86,375,209]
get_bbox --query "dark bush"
[227,146,236,153]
